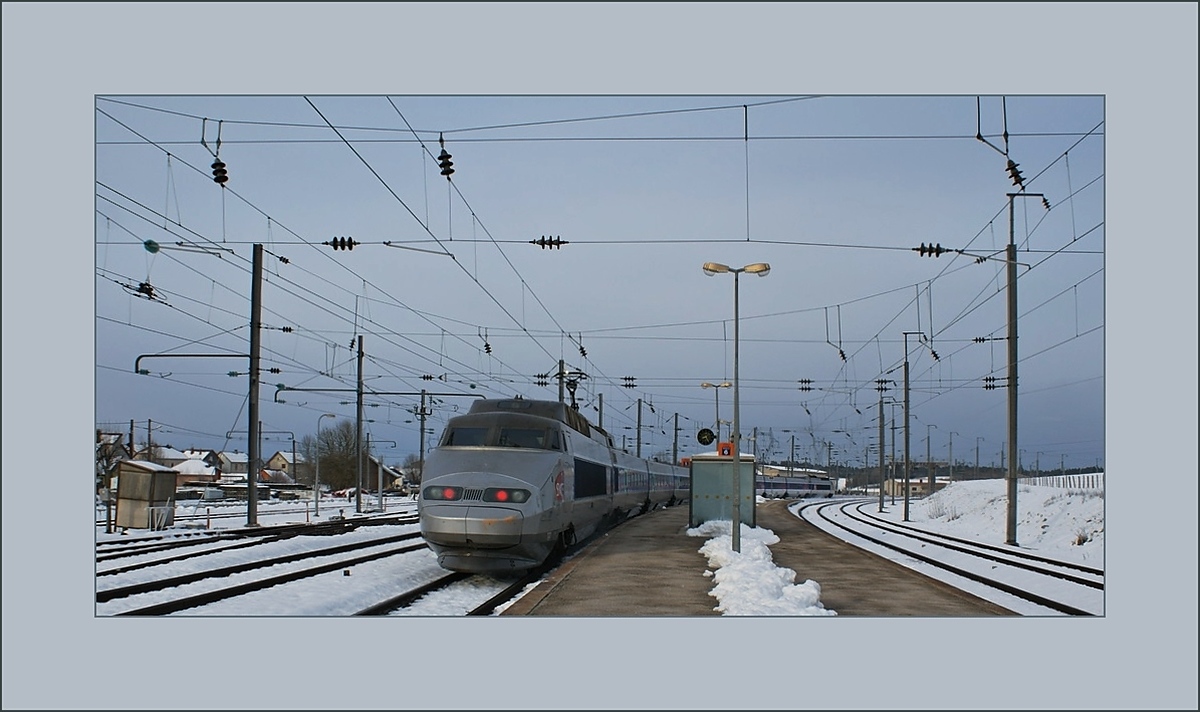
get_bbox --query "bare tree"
[297,419,363,491]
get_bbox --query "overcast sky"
[3,3,1197,711]
[90,91,1107,472]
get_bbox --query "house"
[217,450,250,475]
[181,448,221,469]
[882,477,947,497]
[171,458,220,488]
[135,445,191,469]
[266,450,309,482]
[366,455,405,491]
[258,467,295,485]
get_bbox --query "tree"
[298,419,365,491]
[402,452,423,486]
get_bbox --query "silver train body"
[418,398,690,574]
[756,474,834,498]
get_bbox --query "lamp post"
[314,413,336,518]
[703,260,770,553]
[700,381,732,441]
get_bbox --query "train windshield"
[497,427,553,449]
[439,424,561,450]
[442,427,489,446]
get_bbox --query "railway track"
[95,503,642,617]
[795,498,1104,616]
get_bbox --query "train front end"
[419,408,569,574]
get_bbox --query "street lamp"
[314,413,336,518]
[703,260,770,553]
[700,381,732,441]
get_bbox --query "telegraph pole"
[636,398,643,458]
[418,389,430,479]
[672,413,679,464]
[355,335,364,514]
[1004,192,1044,545]
[247,244,263,526]
[878,390,886,512]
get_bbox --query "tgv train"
[418,398,689,574]
[756,473,835,498]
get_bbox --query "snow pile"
[687,520,835,616]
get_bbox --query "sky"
[3,2,1197,711]
[88,91,1110,475]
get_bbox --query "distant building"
[171,458,220,488]
[882,477,947,497]
[266,450,309,482]
[135,445,191,468]
[217,450,250,475]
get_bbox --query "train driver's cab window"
[497,427,551,449]
[442,427,489,446]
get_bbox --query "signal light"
[211,159,228,184]
[1006,158,1025,188]
[328,236,358,251]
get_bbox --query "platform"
[501,498,1015,617]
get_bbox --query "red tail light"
[423,486,462,501]
[483,487,530,503]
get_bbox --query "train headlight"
[483,487,530,503]
[424,486,463,501]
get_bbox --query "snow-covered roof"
[220,451,249,464]
[121,460,178,473]
[182,449,216,460]
[173,459,216,475]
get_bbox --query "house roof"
[220,451,249,464]
[270,450,307,463]
[121,460,179,473]
[173,459,216,476]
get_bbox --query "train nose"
[421,505,525,548]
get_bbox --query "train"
[418,397,690,574]
[755,472,835,498]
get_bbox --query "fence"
[1024,472,1104,490]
